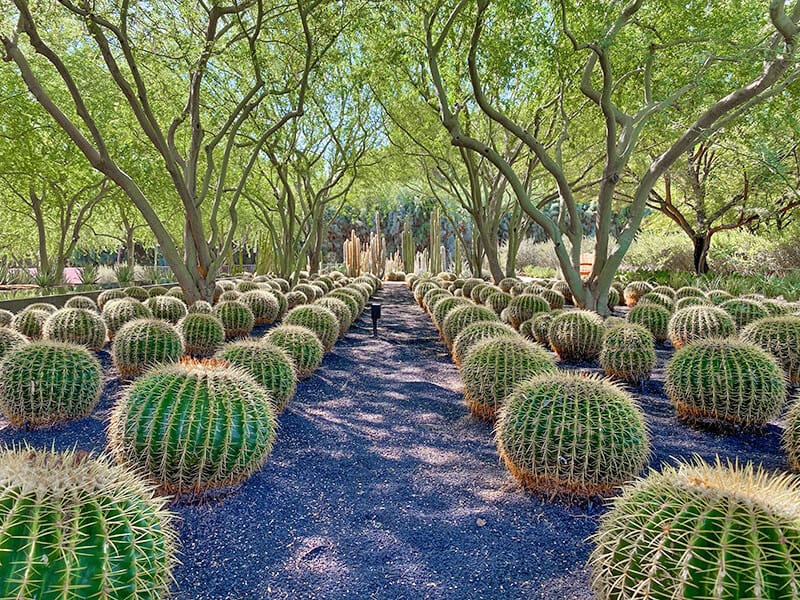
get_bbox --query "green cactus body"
[124,286,150,302]
[551,280,573,304]
[487,291,512,316]
[103,298,153,339]
[599,323,656,384]
[148,286,169,297]
[146,295,188,324]
[240,290,280,326]
[0,309,13,326]
[623,281,653,306]
[639,292,674,312]
[762,299,793,316]
[0,341,102,427]
[0,328,27,360]
[741,315,800,383]
[264,325,324,377]
[461,337,556,420]
[422,288,451,313]
[667,305,736,349]
[783,394,800,471]
[414,281,441,307]
[315,297,352,336]
[451,321,519,367]
[627,302,671,342]
[271,290,289,318]
[109,361,277,495]
[284,305,340,353]
[97,288,128,310]
[461,278,485,299]
[23,302,56,313]
[530,311,561,346]
[217,341,297,413]
[188,300,213,314]
[540,289,566,310]
[178,313,226,357]
[64,295,98,311]
[0,447,176,599]
[469,282,489,303]
[674,295,712,310]
[294,283,320,302]
[705,289,733,305]
[11,308,49,339]
[284,290,306,310]
[219,290,241,302]
[506,294,550,329]
[720,298,770,329]
[665,337,786,428]
[441,305,499,349]
[112,318,185,379]
[590,459,800,600]
[327,290,360,323]
[548,310,605,361]
[479,284,502,305]
[349,283,372,305]
[650,285,676,299]
[496,372,649,499]
[497,278,519,293]
[237,280,259,293]
[43,308,107,350]
[675,285,706,300]
[213,300,255,340]
[430,297,470,332]
[166,287,185,301]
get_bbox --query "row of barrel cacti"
[404,271,800,599]
[0,271,380,598]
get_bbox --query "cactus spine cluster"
[265,325,324,377]
[103,298,153,339]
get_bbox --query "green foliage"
[112,318,185,379]
[600,323,656,384]
[0,341,101,427]
[0,446,176,599]
[284,305,340,353]
[11,309,49,339]
[506,294,550,329]
[665,338,786,428]
[548,310,605,361]
[451,320,519,367]
[43,308,107,350]
[591,459,800,600]
[264,325,324,377]
[441,304,499,349]
[460,337,556,420]
[741,315,800,383]
[667,305,736,349]
[216,341,297,413]
[496,372,649,499]
[213,301,255,340]
[109,361,277,496]
[177,313,225,357]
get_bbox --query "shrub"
[590,458,800,600]
[451,320,519,366]
[64,295,97,311]
[506,294,550,329]
[720,297,770,329]
[548,310,605,361]
[667,305,736,349]
[109,360,277,496]
[213,300,255,340]
[43,307,107,350]
[0,446,176,599]
[461,336,556,420]
[217,341,297,413]
[11,308,49,339]
[441,304,499,349]
[264,325,324,377]
[741,315,800,383]
[496,372,649,499]
[665,338,786,429]
[599,323,656,384]
[178,312,226,357]
[112,318,185,379]
[284,305,340,353]
[102,298,153,339]
[0,341,102,427]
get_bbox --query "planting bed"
[0,282,787,599]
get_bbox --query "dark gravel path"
[0,281,789,599]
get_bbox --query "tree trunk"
[693,235,710,275]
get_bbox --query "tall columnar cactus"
[665,337,786,429]
[11,308,49,339]
[402,215,415,274]
[506,294,550,329]
[213,300,255,340]
[217,341,298,413]
[627,302,671,342]
[284,305,340,352]
[548,310,605,361]
[112,318,185,379]
[599,323,656,384]
[343,229,361,277]
[453,236,462,277]
[0,340,102,427]
[109,360,277,496]
[461,336,556,420]
[590,458,800,600]
[428,207,442,274]
[103,297,153,339]
[496,372,650,499]
[178,312,226,357]
[451,320,519,366]
[43,307,107,350]
[667,305,736,349]
[441,304,499,349]
[741,315,800,383]
[264,325,324,377]
[0,446,176,599]
[367,211,387,278]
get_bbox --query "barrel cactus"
[441,304,499,349]
[650,285,676,299]
[237,279,259,293]
[674,295,711,310]
[667,305,736,349]
[461,278,485,299]
[423,287,451,312]
[639,291,674,312]
[599,323,656,384]
[623,281,653,306]
[284,305,340,352]
[265,325,324,377]
[213,300,255,340]
[109,360,278,496]
[461,336,556,420]
[146,295,188,324]
[177,312,226,357]
[0,446,176,599]
[97,288,127,310]
[606,287,620,311]
[0,327,27,360]
[720,297,770,329]
[294,283,321,302]
[112,318,185,379]
[11,308,49,339]
[285,290,307,309]
[219,290,241,302]
[43,307,107,350]
[124,286,150,302]
[451,321,519,366]
[548,310,605,361]
[217,341,297,413]
[316,297,352,336]
[506,294,550,329]
[741,315,800,383]
[188,299,213,314]
[530,311,559,346]
[0,341,102,427]
[240,290,280,326]
[552,280,573,304]
[64,295,97,311]
[431,296,470,331]
[0,309,12,327]
[103,297,153,339]
[327,290,360,324]
[496,372,649,499]
[414,280,440,307]
[665,337,786,429]
[675,285,706,300]
[590,458,800,600]
[165,287,185,301]
[148,285,169,297]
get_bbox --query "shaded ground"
[0,282,789,599]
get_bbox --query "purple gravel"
[0,282,789,599]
